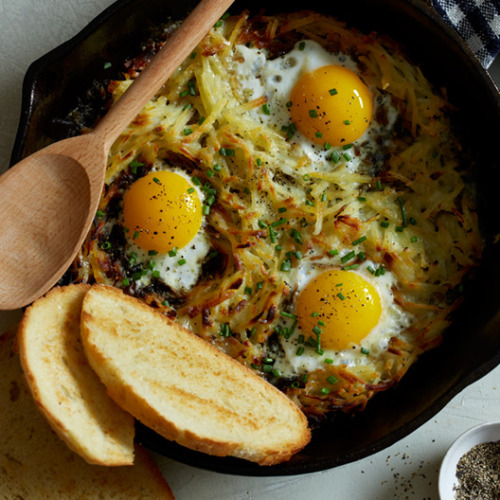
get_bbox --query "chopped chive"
[326,375,338,384]
[262,103,271,115]
[256,158,263,166]
[286,101,292,107]
[256,281,264,290]
[269,226,277,243]
[271,218,287,227]
[122,278,130,286]
[358,251,366,261]
[317,320,325,327]
[358,196,367,202]
[219,147,235,156]
[206,169,215,178]
[367,266,375,274]
[192,176,201,186]
[341,250,356,263]
[96,210,104,218]
[312,326,322,336]
[343,264,359,271]
[343,152,352,161]
[101,241,111,250]
[290,228,302,244]
[309,109,318,118]
[352,236,367,246]
[330,151,341,163]
[278,207,287,213]
[329,88,338,96]
[281,311,297,319]
[202,205,210,215]
[152,270,160,278]
[303,174,311,181]
[295,251,303,260]
[380,220,390,228]
[320,387,330,395]
[214,20,223,27]
[315,132,323,138]
[198,116,206,125]
[324,358,334,364]
[409,217,417,225]
[148,250,158,256]
[133,231,140,239]
[337,292,346,300]
[179,90,189,97]
[376,180,383,190]
[280,259,292,272]
[310,312,319,318]
[343,120,351,125]
[298,41,306,50]
[245,286,252,295]
[396,226,404,232]
[213,163,222,171]
[361,347,370,355]
[183,128,192,135]
[152,177,161,184]
[258,220,268,229]
[411,236,418,243]
[397,196,408,227]
[296,346,305,356]
[162,300,170,307]
[168,247,178,257]
[324,142,332,150]
[190,51,197,59]
[182,103,192,111]
[329,249,339,256]
[178,258,187,266]
[305,200,314,207]
[275,244,282,251]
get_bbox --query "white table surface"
[0,1,498,499]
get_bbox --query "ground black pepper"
[454,441,500,499]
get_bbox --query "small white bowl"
[439,421,500,499]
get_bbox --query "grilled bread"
[0,326,175,499]
[81,285,311,465]
[18,284,135,466]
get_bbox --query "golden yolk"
[296,269,382,350]
[123,170,202,253]
[289,65,373,147]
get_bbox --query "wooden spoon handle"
[93,0,233,149]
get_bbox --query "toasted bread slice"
[81,285,311,465]
[18,284,135,466]
[0,326,175,499]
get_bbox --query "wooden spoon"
[0,0,234,310]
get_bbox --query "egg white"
[234,40,398,175]
[273,259,413,378]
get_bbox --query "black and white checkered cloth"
[433,0,500,67]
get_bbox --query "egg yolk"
[296,269,382,350]
[289,65,373,147]
[123,170,202,253]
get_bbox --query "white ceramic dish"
[439,421,500,499]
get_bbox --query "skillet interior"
[10,0,500,476]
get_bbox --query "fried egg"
[274,260,413,377]
[234,40,397,173]
[122,164,211,293]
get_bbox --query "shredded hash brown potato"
[69,11,482,418]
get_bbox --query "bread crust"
[0,326,175,499]
[81,285,311,465]
[18,284,135,466]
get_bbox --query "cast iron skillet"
[10,0,500,476]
